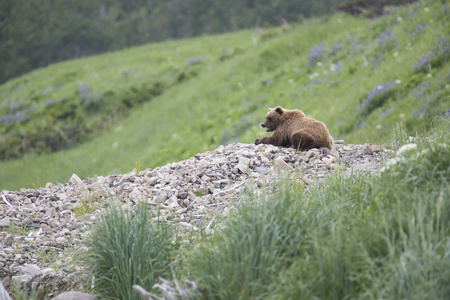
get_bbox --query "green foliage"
[83,201,179,300]
[187,182,305,299]
[3,222,30,236]
[73,193,99,217]
[0,0,343,85]
[0,0,449,190]
[11,283,41,300]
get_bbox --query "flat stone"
[0,217,11,227]
[329,149,340,158]
[55,237,67,245]
[21,264,42,278]
[238,157,251,166]
[129,188,142,202]
[274,158,294,172]
[52,291,98,300]
[351,163,379,172]
[236,163,248,173]
[255,167,268,174]
[322,158,334,165]
[298,155,310,162]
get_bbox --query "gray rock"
[298,155,310,162]
[21,264,42,278]
[274,158,294,172]
[0,216,10,227]
[236,163,248,173]
[55,237,67,245]
[329,149,340,158]
[69,174,84,186]
[351,163,379,172]
[52,291,98,300]
[255,167,268,174]
[129,188,142,202]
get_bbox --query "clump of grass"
[73,194,97,217]
[3,222,30,236]
[186,183,306,299]
[83,201,179,300]
[134,158,143,173]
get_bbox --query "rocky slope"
[0,141,387,297]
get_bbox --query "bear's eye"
[267,117,272,122]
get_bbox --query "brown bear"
[255,106,333,150]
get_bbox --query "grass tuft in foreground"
[83,202,179,300]
[186,181,306,299]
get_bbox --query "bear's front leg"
[255,136,283,146]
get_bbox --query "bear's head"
[261,106,285,132]
[261,106,306,132]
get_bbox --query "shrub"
[187,182,306,299]
[83,201,179,300]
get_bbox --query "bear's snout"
[261,123,271,132]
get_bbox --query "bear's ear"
[268,107,273,112]
[275,106,284,115]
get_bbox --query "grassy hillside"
[1,0,449,190]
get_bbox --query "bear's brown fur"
[255,106,333,150]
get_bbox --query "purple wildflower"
[0,114,10,125]
[359,81,396,112]
[307,44,324,66]
[408,22,427,39]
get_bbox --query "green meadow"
[1,0,449,190]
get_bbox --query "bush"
[83,201,179,300]
[187,182,306,299]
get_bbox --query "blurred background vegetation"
[0,0,414,84]
[1,0,446,190]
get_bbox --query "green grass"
[82,201,179,300]
[1,0,449,190]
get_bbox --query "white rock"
[21,264,42,278]
[52,291,98,300]
[168,202,180,211]
[330,149,339,158]
[236,163,248,173]
[0,216,10,227]
[129,188,142,202]
[69,173,84,186]
[298,155,310,162]
[274,158,294,172]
